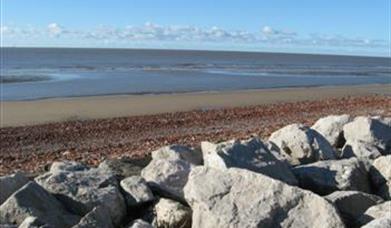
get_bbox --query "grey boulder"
[343,116,391,157]
[269,123,336,165]
[141,158,193,202]
[98,157,151,180]
[184,167,345,228]
[72,206,114,228]
[311,114,352,148]
[126,219,153,228]
[370,155,391,200]
[35,162,126,225]
[152,145,202,165]
[0,181,80,227]
[362,217,391,228]
[120,176,154,207]
[201,137,298,185]
[359,201,391,225]
[292,158,372,195]
[154,198,191,228]
[0,172,29,205]
[325,191,383,226]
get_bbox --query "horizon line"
[1,45,389,58]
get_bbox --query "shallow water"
[1,48,390,101]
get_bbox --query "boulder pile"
[1,114,390,228]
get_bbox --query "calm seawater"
[1,48,390,101]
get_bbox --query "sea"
[1,48,390,101]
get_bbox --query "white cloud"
[1,23,387,49]
[47,23,63,37]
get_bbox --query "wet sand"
[1,84,390,127]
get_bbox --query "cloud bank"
[1,22,388,49]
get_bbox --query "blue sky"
[1,0,390,56]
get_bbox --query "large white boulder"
[341,141,382,159]
[0,172,29,205]
[0,181,80,227]
[362,217,391,228]
[154,198,191,228]
[152,145,202,165]
[120,176,154,207]
[141,158,193,202]
[358,201,391,225]
[292,158,371,195]
[269,123,336,165]
[35,162,126,225]
[184,167,345,228]
[325,191,383,226]
[370,155,391,200]
[312,114,352,148]
[201,137,298,185]
[343,116,391,157]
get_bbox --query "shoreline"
[1,84,390,127]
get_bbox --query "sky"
[1,0,390,56]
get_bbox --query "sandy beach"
[1,84,390,127]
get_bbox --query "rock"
[72,206,114,228]
[152,145,202,165]
[49,161,89,173]
[0,172,29,205]
[359,201,391,225]
[312,114,352,148]
[98,157,151,180]
[0,181,80,227]
[269,123,336,165]
[341,141,382,159]
[362,217,391,228]
[370,155,391,200]
[18,216,48,228]
[343,116,391,156]
[292,158,372,195]
[184,167,345,228]
[120,176,154,207]
[154,198,191,228]
[35,162,126,226]
[201,137,298,185]
[141,158,192,202]
[325,191,383,226]
[126,219,153,228]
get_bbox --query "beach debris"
[312,114,352,149]
[34,162,126,225]
[292,157,371,195]
[370,155,391,200]
[120,176,154,207]
[325,191,383,227]
[0,171,29,205]
[269,123,336,165]
[201,137,298,185]
[184,166,345,228]
[0,181,81,227]
[154,198,191,228]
